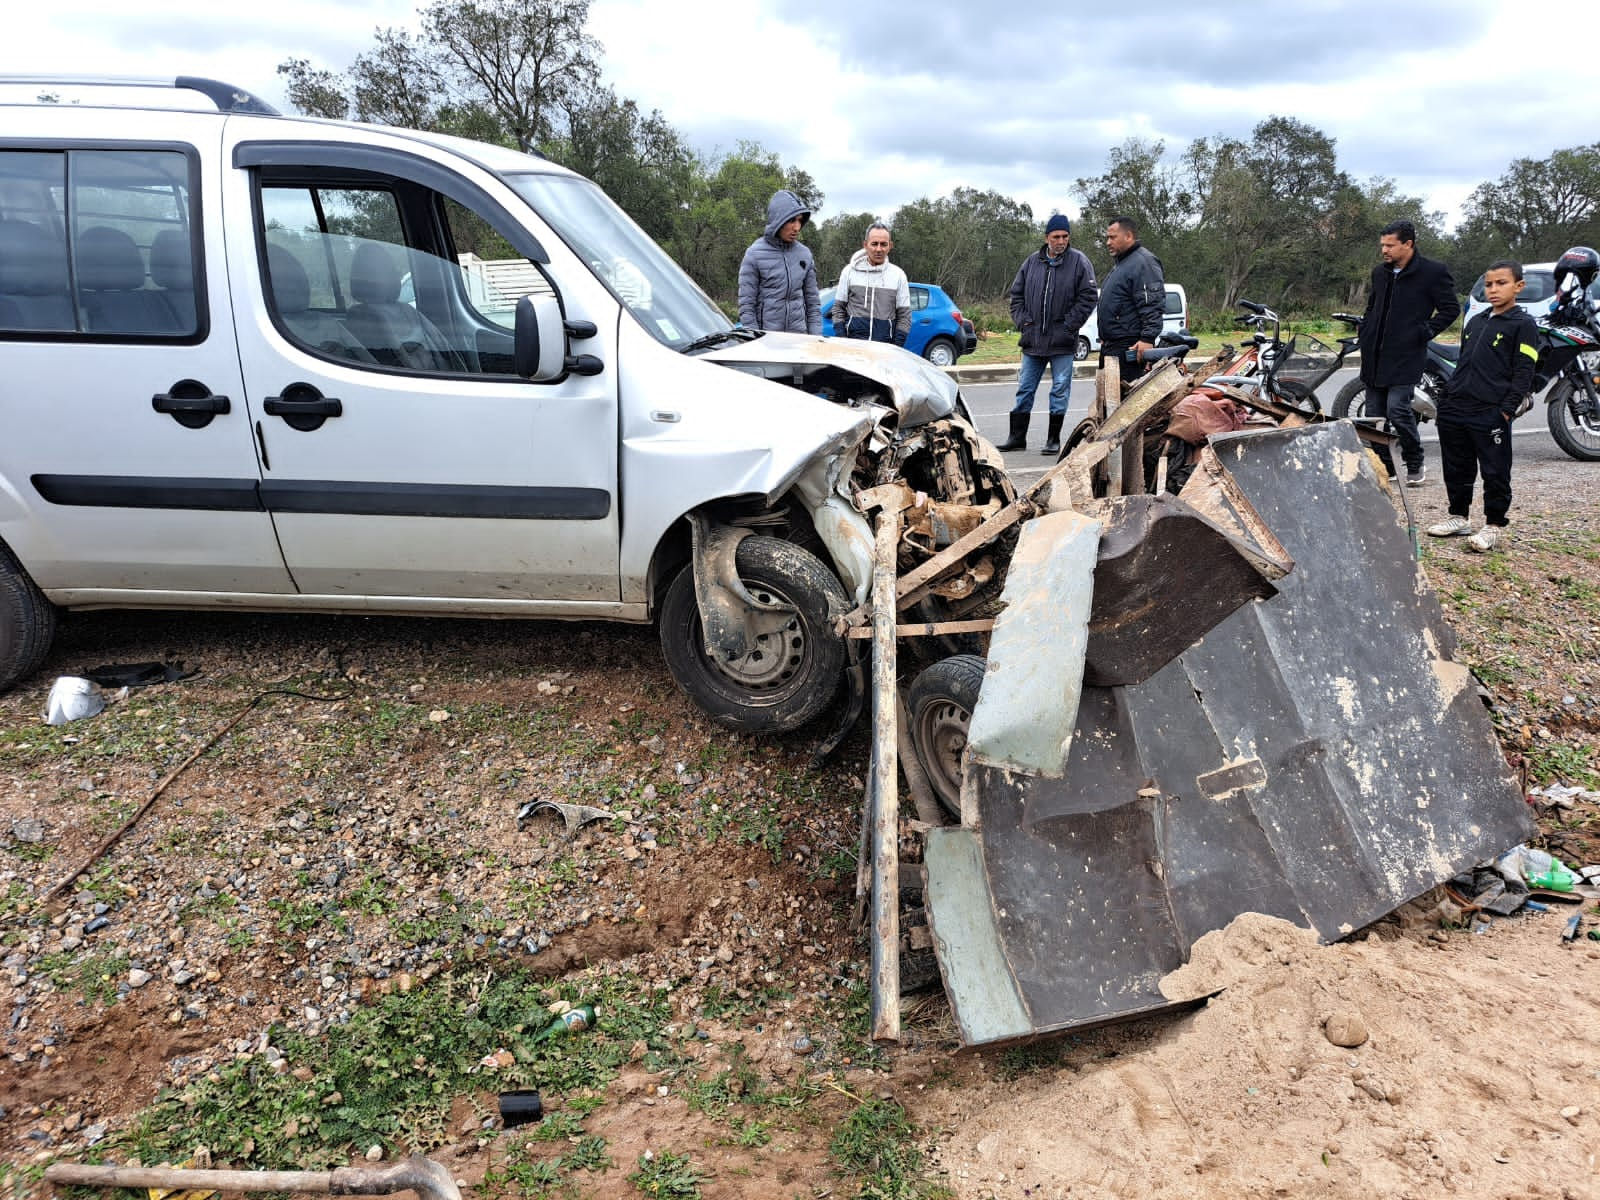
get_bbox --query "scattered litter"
[81,660,196,689]
[1562,914,1582,943]
[516,799,617,836]
[498,1090,543,1128]
[44,676,104,725]
[1492,845,1578,892]
[478,1049,515,1070]
[529,1003,596,1045]
[1527,783,1600,809]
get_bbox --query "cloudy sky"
[3,0,1588,231]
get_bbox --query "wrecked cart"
[836,357,1534,1046]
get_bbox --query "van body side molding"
[32,474,609,520]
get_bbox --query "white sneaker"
[1466,526,1502,553]
[1426,516,1472,537]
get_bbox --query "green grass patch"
[829,1097,950,1200]
[35,949,130,1005]
[1525,742,1599,788]
[628,1150,703,1199]
[118,970,673,1169]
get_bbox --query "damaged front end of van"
[653,333,1014,738]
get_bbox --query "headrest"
[77,226,147,291]
[0,219,69,296]
[149,230,193,291]
[266,245,311,314]
[349,241,402,305]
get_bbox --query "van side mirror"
[514,295,568,381]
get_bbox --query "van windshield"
[505,173,731,350]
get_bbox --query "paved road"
[963,367,1574,480]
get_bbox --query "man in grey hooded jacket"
[738,190,821,334]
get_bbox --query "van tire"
[0,542,57,694]
[659,536,848,734]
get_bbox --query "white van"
[0,76,1011,733]
[1074,283,1189,360]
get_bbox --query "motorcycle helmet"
[1553,245,1599,299]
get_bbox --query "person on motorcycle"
[1425,260,1538,554]
[1357,219,1460,487]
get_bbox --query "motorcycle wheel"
[1545,377,1600,461]
[1331,377,1367,419]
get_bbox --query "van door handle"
[264,383,342,432]
[152,379,230,429]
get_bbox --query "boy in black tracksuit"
[1426,260,1539,553]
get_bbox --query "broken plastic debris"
[45,676,105,725]
[516,799,616,835]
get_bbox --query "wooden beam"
[845,618,996,640]
[868,507,901,1044]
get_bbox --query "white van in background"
[1074,284,1189,360]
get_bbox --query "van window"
[258,174,551,375]
[0,148,200,339]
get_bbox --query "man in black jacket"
[999,215,1098,454]
[1096,216,1165,371]
[1357,220,1460,486]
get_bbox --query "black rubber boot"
[997,412,1029,452]
[1041,413,1064,456]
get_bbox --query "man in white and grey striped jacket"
[830,224,911,346]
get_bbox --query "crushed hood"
[701,331,960,429]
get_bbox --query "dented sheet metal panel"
[1083,495,1282,688]
[964,510,1100,778]
[926,421,1533,1046]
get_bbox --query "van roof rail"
[0,75,280,116]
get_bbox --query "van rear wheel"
[0,542,57,694]
[659,536,848,734]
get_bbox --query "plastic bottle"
[1497,845,1577,892]
[1525,849,1578,892]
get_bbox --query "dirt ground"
[3,455,1599,1199]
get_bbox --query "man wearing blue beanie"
[1000,214,1098,454]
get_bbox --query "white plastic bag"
[44,676,105,725]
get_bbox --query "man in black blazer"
[1357,220,1461,486]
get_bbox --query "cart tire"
[908,654,987,817]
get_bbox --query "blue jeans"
[1012,353,1074,416]
[1365,383,1424,473]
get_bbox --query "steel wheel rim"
[703,583,806,692]
[917,696,971,803]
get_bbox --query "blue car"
[819,282,977,367]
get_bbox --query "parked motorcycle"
[1533,246,1600,462]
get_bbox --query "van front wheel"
[0,542,57,694]
[659,536,848,734]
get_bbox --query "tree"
[546,85,696,243]
[890,188,1036,302]
[420,0,599,150]
[277,58,349,120]
[1073,138,1194,247]
[1457,143,1600,263]
[1183,116,1348,309]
